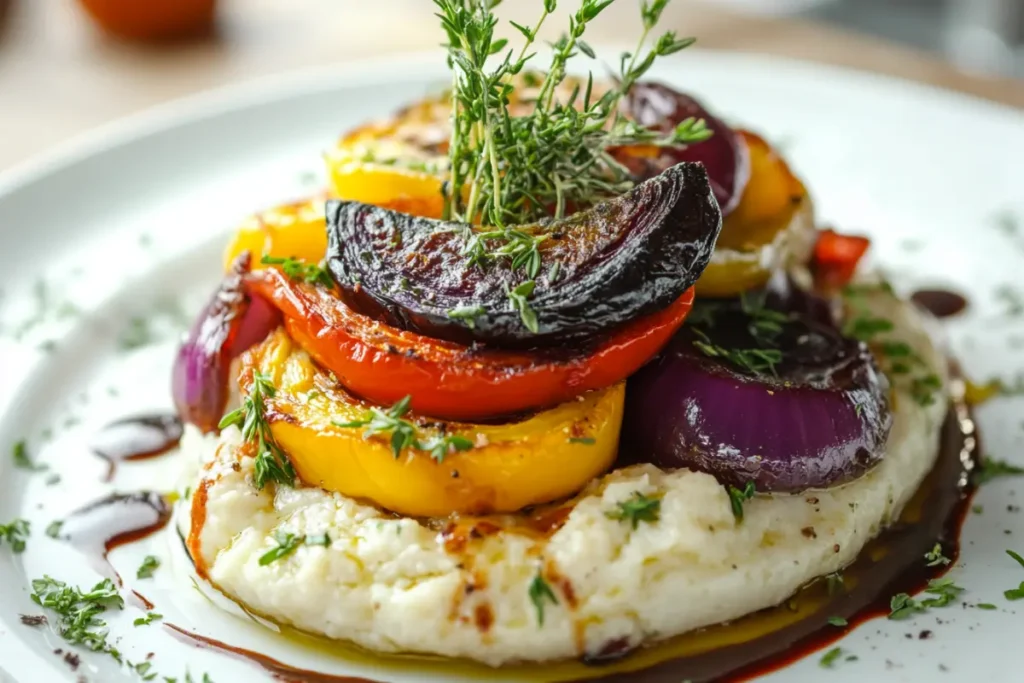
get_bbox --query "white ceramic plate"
[1,50,1023,683]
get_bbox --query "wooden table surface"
[1,0,1022,172]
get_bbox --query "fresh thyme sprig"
[434,0,705,331]
[333,395,474,461]
[219,372,297,490]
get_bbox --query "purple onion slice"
[622,287,892,491]
[172,252,280,433]
[618,82,751,215]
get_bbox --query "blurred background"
[1,0,1021,171]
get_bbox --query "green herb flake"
[12,440,47,471]
[888,578,964,620]
[259,530,304,566]
[605,492,661,530]
[133,612,163,627]
[30,576,123,655]
[0,518,30,553]
[973,458,1024,486]
[137,555,160,580]
[45,520,63,539]
[827,616,848,627]
[447,305,486,328]
[260,255,334,288]
[1005,550,1024,600]
[819,647,845,668]
[976,603,998,610]
[844,315,894,341]
[527,571,559,627]
[727,481,756,523]
[259,529,332,566]
[925,542,951,567]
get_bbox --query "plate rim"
[1,46,1022,683]
[1,46,1021,206]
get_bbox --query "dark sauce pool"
[911,289,969,319]
[90,413,183,481]
[164,401,977,683]
[59,491,171,583]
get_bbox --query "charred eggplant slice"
[326,162,722,348]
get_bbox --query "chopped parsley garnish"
[45,520,63,539]
[819,646,845,668]
[924,542,951,567]
[888,578,964,620]
[973,458,1024,486]
[977,602,998,610]
[258,529,332,566]
[527,571,559,627]
[827,616,847,627]
[30,576,123,654]
[334,395,473,462]
[133,612,162,627]
[12,440,46,471]
[727,481,756,523]
[260,255,334,288]
[0,518,30,553]
[219,372,296,490]
[136,555,160,579]
[1004,549,1024,600]
[605,492,661,529]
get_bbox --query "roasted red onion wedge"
[326,163,721,348]
[622,289,891,491]
[616,82,751,215]
[172,252,280,433]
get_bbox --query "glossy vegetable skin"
[245,267,695,422]
[326,163,720,347]
[173,253,280,433]
[695,130,816,297]
[222,197,327,273]
[245,329,624,516]
[623,288,891,491]
[616,82,750,215]
[812,229,871,290]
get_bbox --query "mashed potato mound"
[182,287,948,666]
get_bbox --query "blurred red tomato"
[77,0,216,41]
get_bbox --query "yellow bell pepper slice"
[222,196,327,273]
[241,329,624,517]
[694,130,816,297]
